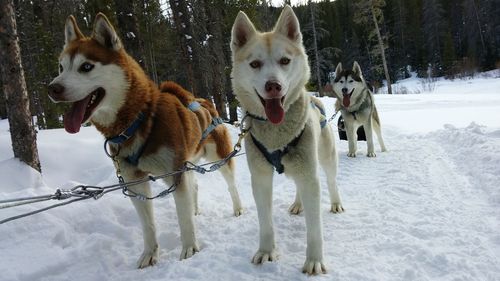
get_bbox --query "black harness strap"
[247,99,326,174]
[250,128,305,174]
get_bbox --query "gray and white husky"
[230,5,343,275]
[331,62,387,157]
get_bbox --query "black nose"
[265,81,282,94]
[342,87,348,94]
[48,83,65,101]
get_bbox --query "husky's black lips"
[254,88,285,107]
[64,87,106,134]
[254,88,286,124]
[83,87,105,122]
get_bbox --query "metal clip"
[54,189,72,200]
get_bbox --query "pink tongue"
[264,98,285,124]
[343,95,351,107]
[63,96,91,134]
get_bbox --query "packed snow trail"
[1,123,499,281]
[329,125,500,280]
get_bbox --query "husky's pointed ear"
[64,16,84,47]
[273,5,301,42]
[335,63,343,78]
[92,13,122,51]
[231,11,257,52]
[353,61,363,77]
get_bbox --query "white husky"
[230,5,344,275]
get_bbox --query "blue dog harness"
[249,101,327,174]
[106,101,223,166]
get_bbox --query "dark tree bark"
[0,77,6,119]
[309,0,323,96]
[169,0,205,98]
[370,0,392,94]
[114,0,147,71]
[203,0,228,119]
[0,0,41,172]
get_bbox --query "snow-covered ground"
[1,72,499,281]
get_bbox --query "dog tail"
[159,81,195,106]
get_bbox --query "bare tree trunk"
[114,0,148,71]
[470,0,486,54]
[0,0,41,172]
[204,0,227,119]
[371,0,392,94]
[0,78,6,119]
[169,0,198,95]
[309,0,323,96]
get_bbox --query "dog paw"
[252,249,279,264]
[288,202,303,215]
[179,244,199,260]
[347,152,356,157]
[233,207,244,217]
[137,246,159,269]
[330,203,344,213]
[367,152,376,157]
[381,147,387,152]
[302,259,327,275]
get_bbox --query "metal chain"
[328,110,340,123]
[1,123,249,224]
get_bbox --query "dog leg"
[127,181,159,268]
[345,122,357,157]
[365,119,376,157]
[250,166,278,264]
[205,143,243,216]
[288,190,303,215]
[193,177,200,215]
[319,154,344,213]
[372,117,387,152]
[292,173,326,275]
[218,164,244,216]
[173,172,199,260]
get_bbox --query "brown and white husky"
[48,13,243,268]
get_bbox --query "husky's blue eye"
[249,60,261,69]
[79,62,94,73]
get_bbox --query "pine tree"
[353,0,392,94]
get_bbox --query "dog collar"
[107,112,146,144]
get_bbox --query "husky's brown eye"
[249,60,261,69]
[79,62,94,73]
[279,57,290,65]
